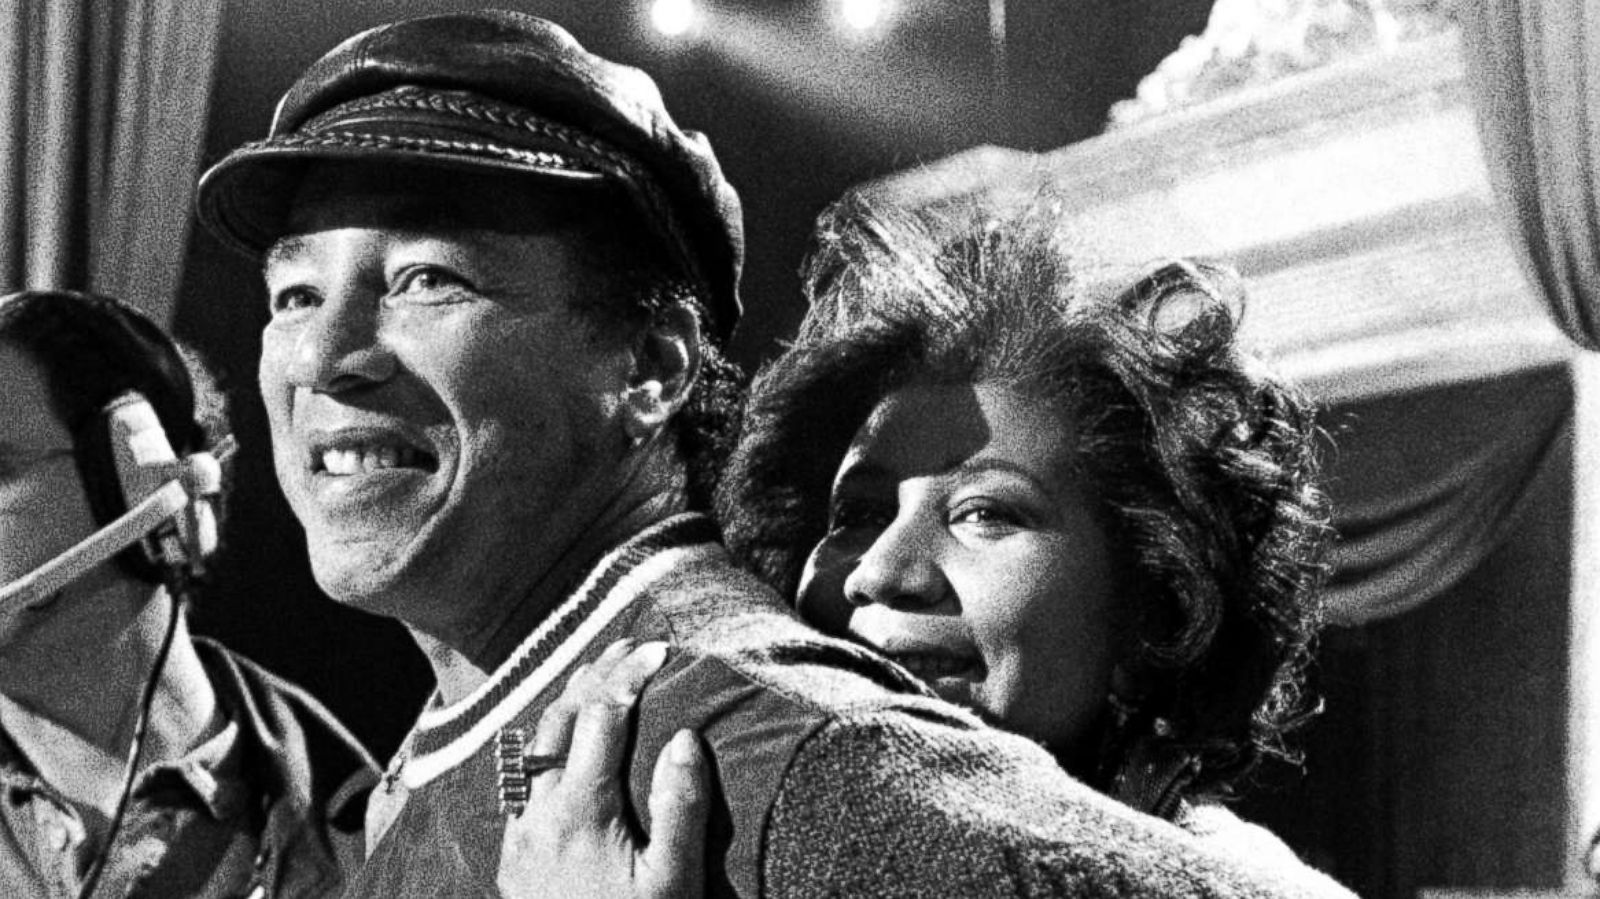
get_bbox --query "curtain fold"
[0,0,223,325]
[1322,364,1571,624]
[1458,0,1600,351]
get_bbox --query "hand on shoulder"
[497,640,712,899]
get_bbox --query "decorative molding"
[1108,0,1459,129]
[859,34,1572,404]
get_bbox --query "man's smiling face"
[258,161,634,639]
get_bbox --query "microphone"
[0,392,223,608]
[107,392,205,575]
[0,484,189,607]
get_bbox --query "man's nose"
[285,291,397,394]
[842,516,952,612]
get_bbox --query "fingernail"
[635,641,670,672]
[668,729,697,765]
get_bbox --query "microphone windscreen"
[105,392,177,508]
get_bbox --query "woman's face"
[796,380,1121,755]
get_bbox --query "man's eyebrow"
[264,235,310,267]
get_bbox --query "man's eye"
[269,287,320,314]
[394,266,465,295]
[0,448,71,483]
[950,503,1020,529]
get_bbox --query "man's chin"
[309,552,412,612]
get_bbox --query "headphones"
[0,290,223,584]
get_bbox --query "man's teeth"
[889,652,976,680]
[320,445,419,475]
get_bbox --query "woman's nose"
[842,515,952,612]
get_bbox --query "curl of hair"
[555,184,748,511]
[569,272,745,512]
[717,192,1332,798]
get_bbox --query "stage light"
[839,0,890,33]
[651,0,697,37]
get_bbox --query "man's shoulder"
[624,545,1003,896]
[634,543,954,721]
[632,539,793,639]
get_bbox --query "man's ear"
[622,304,702,445]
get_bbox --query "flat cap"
[196,10,744,338]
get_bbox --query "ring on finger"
[495,728,570,817]
[520,752,568,776]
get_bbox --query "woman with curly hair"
[497,192,1351,897]
[721,193,1333,837]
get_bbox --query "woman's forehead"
[840,381,1077,483]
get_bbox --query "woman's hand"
[497,640,711,899]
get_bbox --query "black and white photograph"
[0,1,1588,897]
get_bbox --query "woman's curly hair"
[716,191,1333,798]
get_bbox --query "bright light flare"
[651,0,697,37]
[839,0,890,32]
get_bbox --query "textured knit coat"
[346,514,1354,898]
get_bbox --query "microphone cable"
[73,561,192,899]
[69,393,229,899]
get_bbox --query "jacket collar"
[399,512,721,788]
[193,637,378,827]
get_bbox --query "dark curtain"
[1458,0,1600,351]
[0,0,222,322]
[1321,365,1572,624]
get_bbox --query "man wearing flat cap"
[197,10,1333,898]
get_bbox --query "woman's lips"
[845,607,984,690]
[880,649,984,683]
[881,649,984,710]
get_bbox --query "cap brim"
[196,134,607,258]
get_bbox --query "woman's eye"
[828,500,893,533]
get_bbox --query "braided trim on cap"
[296,86,709,302]
[303,86,617,161]
[231,130,592,174]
